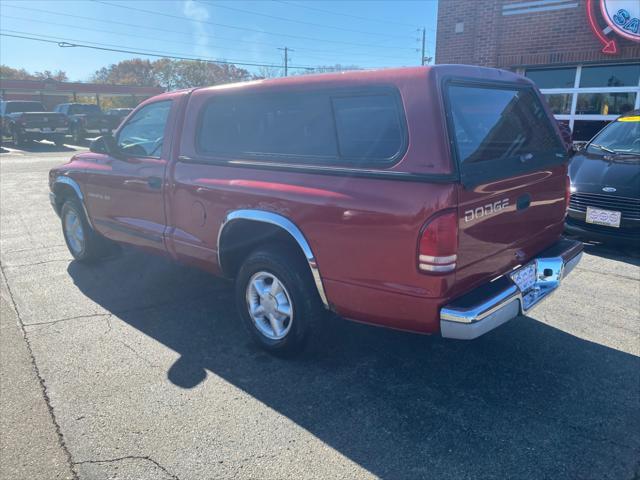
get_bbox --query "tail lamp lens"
[418,211,458,273]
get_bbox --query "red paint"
[50,65,569,335]
[587,0,618,55]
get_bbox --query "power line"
[1,4,418,59]
[0,31,325,70]
[0,31,382,72]
[272,0,428,30]
[0,11,417,62]
[196,0,414,40]
[93,0,415,51]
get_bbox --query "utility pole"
[421,27,426,66]
[278,47,293,76]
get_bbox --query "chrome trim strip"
[419,263,456,272]
[441,284,519,324]
[52,176,94,229]
[419,254,457,264]
[217,209,330,309]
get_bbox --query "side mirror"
[89,134,118,156]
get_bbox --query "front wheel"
[61,199,110,262]
[235,247,325,355]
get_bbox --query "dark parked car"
[1,100,69,147]
[566,110,640,244]
[54,103,120,143]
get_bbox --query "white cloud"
[183,0,213,59]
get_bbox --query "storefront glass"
[526,63,640,141]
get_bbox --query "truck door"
[85,99,175,251]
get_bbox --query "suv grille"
[569,192,640,220]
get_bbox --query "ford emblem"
[602,187,617,193]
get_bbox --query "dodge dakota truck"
[1,100,69,147]
[49,65,583,354]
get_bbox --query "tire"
[72,126,83,144]
[60,198,110,262]
[235,246,325,355]
[11,128,25,147]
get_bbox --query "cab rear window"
[196,88,407,166]
[446,82,565,185]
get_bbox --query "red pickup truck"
[49,65,582,354]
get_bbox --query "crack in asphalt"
[24,290,215,330]
[115,338,164,371]
[4,258,71,268]
[1,244,67,255]
[25,313,111,328]
[0,263,79,480]
[575,265,640,282]
[73,456,180,480]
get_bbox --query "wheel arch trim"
[217,209,330,309]
[52,176,94,229]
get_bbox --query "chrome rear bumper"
[440,239,583,340]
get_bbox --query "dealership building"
[436,0,640,140]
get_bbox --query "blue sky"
[0,0,438,81]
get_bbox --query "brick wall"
[436,0,640,68]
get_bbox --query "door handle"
[147,176,162,190]
[517,193,531,210]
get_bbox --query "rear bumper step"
[440,238,583,340]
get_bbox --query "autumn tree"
[91,58,251,90]
[1,65,68,81]
[91,59,158,86]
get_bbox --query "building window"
[525,67,576,89]
[543,93,572,114]
[526,63,640,141]
[579,64,640,88]
[575,92,637,115]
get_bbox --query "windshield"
[587,116,640,155]
[5,102,45,113]
[69,104,101,115]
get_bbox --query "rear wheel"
[61,198,110,262]
[11,128,25,147]
[235,246,325,355]
[72,126,83,144]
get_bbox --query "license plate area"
[510,262,537,293]
[586,206,621,228]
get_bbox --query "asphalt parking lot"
[1,143,639,480]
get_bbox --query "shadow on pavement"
[67,249,640,479]
[581,242,640,266]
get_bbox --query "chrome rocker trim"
[440,239,583,340]
[217,209,330,309]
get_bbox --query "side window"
[332,94,403,160]
[196,88,406,165]
[117,101,172,158]
[198,93,337,158]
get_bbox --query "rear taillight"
[418,211,458,273]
